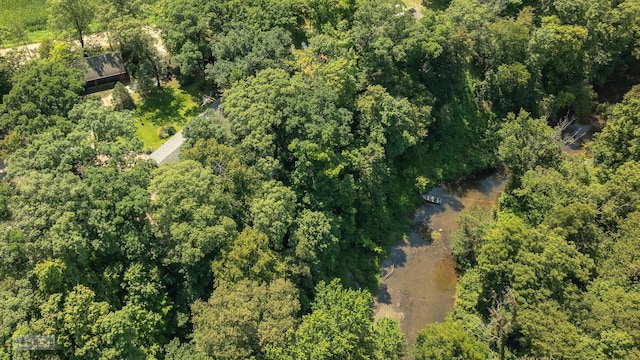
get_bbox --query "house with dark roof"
[84,52,129,89]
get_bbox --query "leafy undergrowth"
[134,80,200,151]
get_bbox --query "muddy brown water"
[373,172,506,344]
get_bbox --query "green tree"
[451,205,494,272]
[6,128,93,177]
[526,16,590,116]
[150,160,237,308]
[80,163,154,267]
[48,0,97,49]
[37,38,56,60]
[7,99,142,176]
[0,58,84,137]
[599,211,640,284]
[542,202,599,257]
[0,57,12,102]
[33,259,66,295]
[582,282,640,358]
[371,318,406,360]
[0,278,35,358]
[164,338,211,360]
[122,263,169,315]
[111,17,165,89]
[182,113,236,145]
[508,161,595,225]
[350,0,414,91]
[151,160,236,267]
[156,0,219,82]
[304,0,355,31]
[112,82,135,111]
[518,300,587,359]
[596,160,640,228]
[588,85,640,170]
[484,62,533,117]
[181,138,259,211]
[267,279,399,359]
[355,85,430,159]
[207,25,292,87]
[34,285,153,359]
[1,171,91,279]
[497,110,564,187]
[192,279,300,359]
[68,99,142,165]
[291,209,340,281]
[250,181,297,250]
[413,320,490,360]
[212,227,284,285]
[0,21,34,59]
[476,214,593,309]
[0,182,11,220]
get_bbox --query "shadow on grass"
[134,81,199,150]
[136,88,185,126]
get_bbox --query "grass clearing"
[0,0,48,29]
[0,0,50,48]
[0,29,54,49]
[134,80,200,151]
[403,0,428,13]
[136,120,182,151]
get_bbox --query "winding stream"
[373,171,506,344]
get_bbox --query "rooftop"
[85,52,127,82]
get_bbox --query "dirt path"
[0,28,165,57]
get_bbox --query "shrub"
[38,37,54,59]
[158,124,176,139]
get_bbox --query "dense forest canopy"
[0,0,639,358]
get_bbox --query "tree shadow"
[412,187,465,228]
[137,87,184,126]
[381,246,407,269]
[376,283,392,304]
[442,168,505,199]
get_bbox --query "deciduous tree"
[192,279,299,359]
[413,320,490,360]
[497,110,564,187]
[48,0,97,49]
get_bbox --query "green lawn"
[134,80,200,151]
[0,0,50,48]
[136,120,183,151]
[0,0,48,29]
[0,29,54,49]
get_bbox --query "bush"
[158,124,176,139]
[112,82,135,111]
[37,37,54,59]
